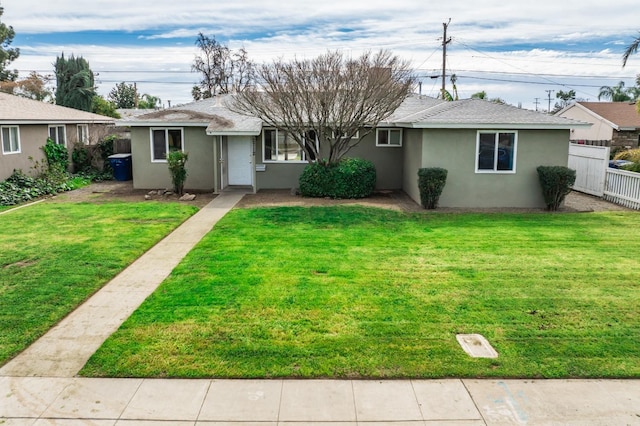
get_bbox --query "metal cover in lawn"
[456,334,498,358]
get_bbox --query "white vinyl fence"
[568,144,609,196]
[568,143,640,210]
[604,169,640,210]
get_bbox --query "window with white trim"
[376,128,402,147]
[48,125,66,146]
[476,131,517,173]
[333,130,360,139]
[151,128,183,162]
[1,126,20,154]
[263,128,317,162]
[77,124,89,144]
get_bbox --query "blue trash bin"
[108,154,132,181]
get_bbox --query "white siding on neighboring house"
[559,105,613,141]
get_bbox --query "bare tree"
[191,33,255,99]
[232,50,415,164]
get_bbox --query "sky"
[2,0,640,111]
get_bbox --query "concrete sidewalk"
[1,376,638,424]
[0,192,245,378]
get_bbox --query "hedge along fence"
[536,165,576,211]
[418,167,448,209]
[299,158,376,199]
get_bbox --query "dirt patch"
[48,181,216,209]
[238,189,630,213]
[46,181,630,213]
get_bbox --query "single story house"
[120,94,588,208]
[0,92,115,181]
[556,101,640,149]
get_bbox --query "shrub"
[299,158,376,199]
[417,167,448,209]
[167,150,189,195]
[621,162,640,173]
[536,166,576,211]
[613,148,640,163]
[42,138,69,171]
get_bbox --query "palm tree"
[622,33,640,67]
[598,81,632,102]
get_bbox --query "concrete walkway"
[1,192,639,424]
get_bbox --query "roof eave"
[115,121,209,127]
[206,130,261,136]
[396,122,590,130]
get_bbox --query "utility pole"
[441,19,452,99]
[545,90,554,114]
[534,98,540,111]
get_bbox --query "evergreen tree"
[0,6,20,82]
[54,53,96,111]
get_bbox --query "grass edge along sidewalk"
[0,201,198,366]
[82,206,640,379]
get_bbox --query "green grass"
[81,206,640,379]
[0,201,198,365]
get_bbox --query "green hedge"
[536,166,576,211]
[417,167,448,209]
[299,158,376,199]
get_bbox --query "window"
[376,128,402,147]
[1,126,20,154]
[332,130,360,139]
[77,124,89,144]
[48,125,66,146]
[263,128,316,162]
[151,128,183,161]
[476,131,517,173]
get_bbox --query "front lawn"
[82,207,640,379]
[0,201,198,365]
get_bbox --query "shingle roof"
[386,96,587,129]
[574,102,640,129]
[118,93,586,132]
[118,95,262,135]
[0,92,114,124]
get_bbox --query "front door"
[227,138,252,186]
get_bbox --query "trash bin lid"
[108,153,132,159]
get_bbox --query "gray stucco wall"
[255,129,404,190]
[410,128,570,208]
[131,126,217,191]
[0,125,48,181]
[402,129,424,203]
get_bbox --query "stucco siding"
[0,125,48,181]
[559,106,613,141]
[413,128,569,208]
[131,126,216,191]
[255,129,404,190]
[402,128,424,202]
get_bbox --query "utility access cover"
[456,334,498,358]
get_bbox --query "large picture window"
[476,131,517,173]
[263,129,316,162]
[151,128,183,161]
[48,125,66,146]
[1,126,20,154]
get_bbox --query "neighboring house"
[120,94,587,208]
[0,92,115,181]
[556,101,640,149]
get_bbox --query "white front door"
[227,138,252,186]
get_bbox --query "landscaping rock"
[179,193,196,201]
[144,194,152,200]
